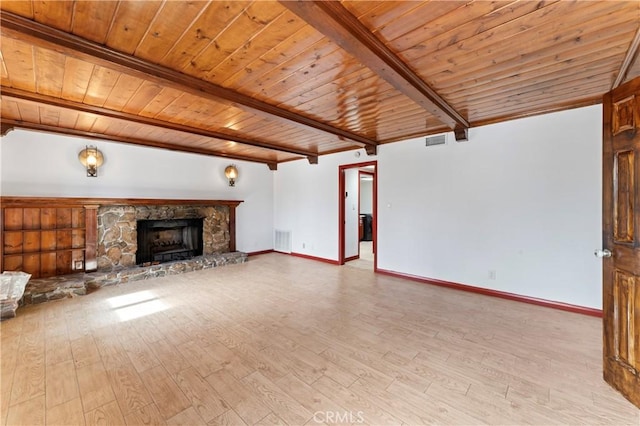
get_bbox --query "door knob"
[594,249,612,258]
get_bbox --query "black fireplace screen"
[136,218,204,265]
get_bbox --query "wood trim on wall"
[338,168,346,264]
[358,169,376,262]
[289,252,340,265]
[0,208,3,273]
[375,268,603,318]
[83,206,98,272]
[0,197,243,208]
[247,249,275,256]
[338,161,377,266]
[229,206,237,253]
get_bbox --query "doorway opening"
[338,161,377,270]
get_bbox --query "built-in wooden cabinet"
[2,206,87,278]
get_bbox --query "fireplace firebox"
[136,219,204,265]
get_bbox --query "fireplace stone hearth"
[21,251,247,305]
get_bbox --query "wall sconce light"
[78,145,104,177]
[224,164,238,187]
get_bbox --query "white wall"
[2,105,604,308]
[274,151,373,260]
[344,168,359,258]
[274,105,603,308]
[360,178,373,214]
[0,130,274,253]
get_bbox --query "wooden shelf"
[3,227,85,232]
[1,196,243,207]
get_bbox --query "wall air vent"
[274,230,292,253]
[425,134,446,147]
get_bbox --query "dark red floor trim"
[247,249,275,256]
[289,252,340,265]
[376,268,602,318]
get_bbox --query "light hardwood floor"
[345,242,374,270]
[1,253,639,425]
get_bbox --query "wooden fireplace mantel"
[1,197,243,276]
[0,196,243,208]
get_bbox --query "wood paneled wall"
[0,197,242,278]
[2,205,88,278]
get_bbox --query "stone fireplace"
[97,204,232,271]
[2,197,246,304]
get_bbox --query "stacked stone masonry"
[97,204,230,271]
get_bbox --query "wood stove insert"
[136,218,203,265]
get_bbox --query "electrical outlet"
[488,270,496,280]
[302,243,306,249]
[74,260,84,270]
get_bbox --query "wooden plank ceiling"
[1,1,639,168]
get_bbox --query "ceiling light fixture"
[78,145,104,177]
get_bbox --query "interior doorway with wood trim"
[338,161,377,270]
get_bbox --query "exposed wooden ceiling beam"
[1,123,14,136]
[612,25,640,89]
[1,86,313,159]
[280,0,469,140]
[0,11,378,149]
[0,118,278,169]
